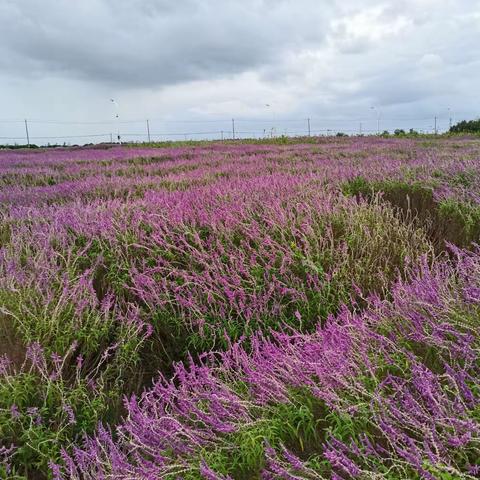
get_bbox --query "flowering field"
[0,137,479,479]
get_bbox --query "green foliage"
[438,198,480,244]
[0,254,148,476]
[193,391,326,478]
[0,222,12,247]
[341,176,372,197]
[449,118,480,133]
[0,144,40,150]
[342,177,480,249]
[0,362,114,476]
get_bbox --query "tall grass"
[56,246,480,479]
[1,137,480,477]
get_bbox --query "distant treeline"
[449,118,480,133]
[0,144,41,149]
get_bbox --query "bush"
[449,118,480,133]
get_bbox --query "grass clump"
[343,176,480,250]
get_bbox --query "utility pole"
[232,118,235,140]
[447,107,454,131]
[434,116,437,135]
[221,130,224,141]
[146,119,151,142]
[371,106,380,135]
[24,119,30,146]
[307,118,311,137]
[110,99,121,144]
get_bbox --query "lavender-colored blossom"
[1,140,480,479]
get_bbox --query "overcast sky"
[1,0,479,143]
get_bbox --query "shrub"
[450,118,480,134]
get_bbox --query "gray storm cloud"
[0,0,331,87]
[0,0,479,134]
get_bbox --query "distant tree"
[336,132,348,137]
[394,129,406,136]
[0,144,39,149]
[381,130,390,136]
[449,119,480,133]
[409,128,419,135]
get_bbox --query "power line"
[0,112,470,146]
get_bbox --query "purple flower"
[10,404,20,419]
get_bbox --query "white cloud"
[329,5,413,54]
